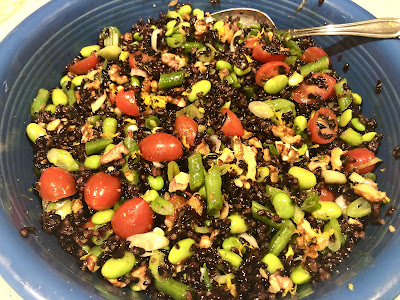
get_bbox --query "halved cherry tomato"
[244,37,259,49]
[111,198,153,238]
[164,194,187,228]
[129,51,153,69]
[319,187,335,202]
[220,108,244,137]
[292,73,336,105]
[301,46,331,65]
[139,132,183,162]
[68,53,100,75]
[255,61,290,86]
[115,89,140,116]
[344,148,377,174]
[84,172,121,210]
[252,44,286,63]
[174,115,198,147]
[308,107,338,144]
[39,167,77,202]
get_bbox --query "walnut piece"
[308,154,330,172]
[272,125,302,144]
[275,141,299,163]
[81,123,94,143]
[353,183,387,203]
[188,193,204,215]
[106,278,127,288]
[85,79,101,90]
[130,266,151,291]
[169,172,190,193]
[108,64,129,85]
[195,141,210,155]
[161,53,186,70]
[268,274,293,294]
[268,165,279,183]
[99,142,129,164]
[83,254,100,273]
[194,20,208,38]
[199,235,212,249]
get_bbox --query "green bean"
[168,161,180,182]
[92,209,114,225]
[340,128,363,146]
[268,220,296,256]
[364,172,376,182]
[147,175,164,191]
[218,249,243,268]
[189,80,212,102]
[228,215,248,234]
[102,117,118,135]
[98,45,122,60]
[51,88,68,106]
[192,8,204,20]
[80,45,100,57]
[47,148,80,172]
[101,26,121,47]
[155,278,193,300]
[88,245,103,258]
[292,205,305,224]
[338,94,352,111]
[130,76,141,87]
[216,60,233,71]
[122,163,139,185]
[293,116,307,133]
[45,104,56,114]
[45,199,72,220]
[178,4,192,15]
[196,43,216,63]
[159,70,186,89]
[202,263,212,291]
[222,237,244,253]
[251,201,282,229]
[123,136,139,154]
[101,251,136,279]
[288,72,304,86]
[334,79,349,97]
[60,81,77,107]
[339,109,352,127]
[87,115,101,126]
[166,33,185,48]
[234,65,251,77]
[26,123,47,143]
[300,56,330,76]
[176,103,204,119]
[84,155,101,170]
[264,75,288,94]
[261,253,284,274]
[151,196,175,215]
[119,50,130,62]
[168,238,195,264]
[225,73,241,88]
[288,167,317,190]
[133,32,143,41]
[30,88,50,117]
[272,192,295,219]
[346,197,371,218]
[182,41,205,53]
[205,165,223,216]
[290,265,311,285]
[324,218,342,252]
[300,190,321,213]
[351,118,366,132]
[149,250,165,280]
[188,153,205,191]
[362,132,377,142]
[85,138,113,155]
[352,92,362,105]
[284,56,297,66]
[311,201,342,220]
[198,185,207,199]
[284,40,302,57]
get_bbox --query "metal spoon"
[211,8,400,39]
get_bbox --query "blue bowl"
[1,0,399,299]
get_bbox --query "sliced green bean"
[166,33,185,48]
[101,26,121,47]
[85,138,113,155]
[147,175,164,191]
[288,72,304,86]
[334,78,349,97]
[159,71,186,89]
[284,40,302,57]
[61,81,77,107]
[145,115,160,130]
[301,190,321,213]
[324,218,342,252]
[30,88,50,117]
[205,165,223,216]
[252,201,282,229]
[234,65,251,76]
[130,76,141,87]
[340,128,363,146]
[346,197,371,218]
[203,263,212,291]
[188,153,205,191]
[290,265,311,285]
[151,196,174,215]
[155,278,193,300]
[45,199,72,220]
[218,249,243,268]
[268,220,296,256]
[182,41,205,53]
[300,56,330,76]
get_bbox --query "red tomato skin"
[111,198,153,238]
[82,219,94,230]
[115,89,140,116]
[129,52,153,69]
[301,47,330,65]
[308,107,338,144]
[292,73,336,104]
[244,37,259,49]
[345,148,377,174]
[68,53,100,75]
[84,172,121,210]
[252,44,286,63]
[174,115,198,147]
[165,194,187,226]
[139,133,183,162]
[220,108,245,137]
[255,61,290,86]
[319,188,335,202]
[39,167,77,202]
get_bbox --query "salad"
[25,3,390,299]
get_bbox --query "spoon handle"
[287,18,400,39]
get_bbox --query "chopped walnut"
[217,149,235,165]
[353,183,387,203]
[106,278,127,288]
[46,119,61,131]
[194,61,208,74]
[169,172,190,193]
[263,148,271,162]
[268,165,279,183]
[81,123,94,143]
[108,64,129,85]
[161,53,187,70]
[188,193,203,215]
[296,219,331,258]
[195,141,210,155]
[242,130,253,139]
[121,32,133,44]
[268,274,293,294]
[71,199,83,214]
[331,147,343,171]
[194,20,208,38]
[231,136,257,181]
[130,266,151,291]
[234,175,251,189]
[218,201,230,219]
[165,95,186,107]
[248,137,263,149]
[272,125,302,144]
[99,142,129,164]
[218,68,230,80]
[75,90,82,104]
[85,79,101,90]
[82,254,100,273]
[275,141,299,163]
[199,235,212,249]
[308,154,330,172]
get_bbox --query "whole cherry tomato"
[174,115,198,147]
[301,47,331,65]
[39,167,77,202]
[84,172,121,210]
[129,51,153,69]
[115,89,140,116]
[139,133,183,162]
[220,108,244,137]
[252,44,286,63]
[292,73,336,105]
[68,53,100,75]
[111,198,153,238]
[344,148,377,174]
[255,61,290,86]
[308,107,338,144]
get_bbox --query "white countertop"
[0,0,399,299]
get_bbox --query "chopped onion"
[248,101,274,119]
[230,29,243,52]
[130,68,148,78]
[199,267,206,282]
[153,161,164,168]
[91,92,107,112]
[151,28,162,52]
[209,135,221,152]
[238,233,259,249]
[335,195,347,212]
[321,169,347,184]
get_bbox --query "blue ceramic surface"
[0,0,399,299]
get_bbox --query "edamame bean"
[352,92,362,105]
[264,75,288,94]
[228,215,248,234]
[133,32,143,41]
[80,45,100,57]
[147,175,164,191]
[218,249,243,268]
[216,60,232,72]
[272,192,295,219]
[288,72,303,86]
[84,155,101,170]
[60,75,71,86]
[362,132,377,142]
[222,237,243,252]
[233,65,251,77]
[351,118,366,132]
[92,209,115,225]
[261,253,283,274]
[290,265,311,285]
[98,45,122,60]
[288,167,317,190]
[47,148,80,172]
[151,197,174,215]
[71,75,87,87]
[101,251,136,279]
[45,104,57,113]
[142,189,159,203]
[168,238,195,264]
[346,197,371,218]
[213,21,224,31]
[104,143,115,153]
[119,50,130,62]
[293,116,307,133]
[26,123,47,143]
[178,4,192,16]
[311,201,342,220]
[339,109,352,127]
[89,245,103,257]
[188,80,212,102]
[51,88,68,106]
[192,8,204,20]
[102,117,118,135]
[340,128,363,146]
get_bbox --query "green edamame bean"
[119,50,130,62]
[362,132,377,142]
[228,215,248,234]
[311,201,342,220]
[71,75,87,87]
[216,60,233,72]
[290,265,311,285]
[288,72,303,86]
[293,116,307,133]
[142,189,159,203]
[26,123,47,143]
[339,109,352,127]
[192,8,204,20]
[133,32,143,41]
[352,92,362,105]
[104,144,115,153]
[233,65,251,77]
[351,118,366,132]
[151,196,175,215]
[178,4,192,16]
[213,21,224,31]
[340,128,363,146]
[272,192,295,219]
[52,88,68,106]
[288,167,317,190]
[45,104,57,114]
[80,45,100,57]
[102,117,118,135]
[188,80,212,102]
[101,251,136,279]
[218,249,243,268]
[98,45,122,60]
[84,155,101,170]
[60,75,71,86]
[147,175,164,191]
[222,237,244,253]
[168,238,195,265]
[346,197,371,218]
[264,75,288,94]
[261,253,283,274]
[92,209,115,225]
[47,148,80,172]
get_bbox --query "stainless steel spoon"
[211,8,400,39]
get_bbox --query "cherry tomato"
[111,198,153,238]
[308,107,338,144]
[244,37,259,49]
[319,188,335,202]
[139,133,183,162]
[252,44,286,63]
[82,218,94,230]
[344,148,377,174]
[68,53,100,75]
[255,61,290,86]
[39,167,77,202]
[84,172,121,210]
[164,194,187,227]
[220,108,244,137]
[129,51,153,69]
[292,73,336,105]
[174,115,198,147]
[301,46,331,65]
[115,89,140,116]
